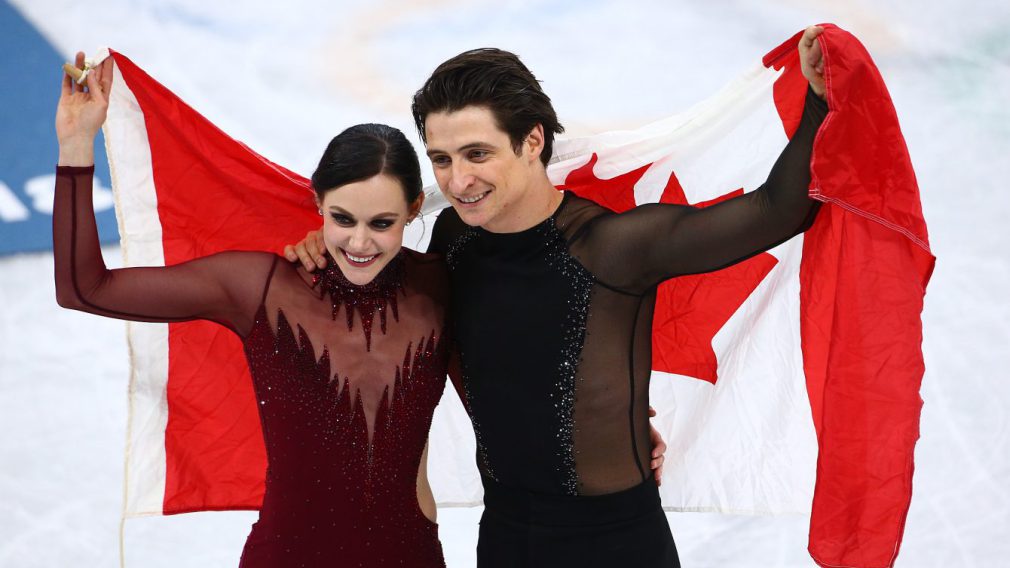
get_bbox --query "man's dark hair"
[411,48,564,167]
[311,123,422,204]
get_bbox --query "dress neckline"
[312,249,406,351]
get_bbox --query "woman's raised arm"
[53,53,276,337]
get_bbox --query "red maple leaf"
[559,154,777,384]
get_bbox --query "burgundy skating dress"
[53,166,449,567]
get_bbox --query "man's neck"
[482,175,564,234]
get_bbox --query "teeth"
[345,252,377,263]
[458,192,488,204]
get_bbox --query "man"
[288,26,829,567]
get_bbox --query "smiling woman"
[52,56,452,567]
[310,124,424,285]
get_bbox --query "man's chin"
[452,204,487,228]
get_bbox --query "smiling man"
[288,27,829,568]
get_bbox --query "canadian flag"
[100,24,931,568]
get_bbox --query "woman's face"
[318,174,418,285]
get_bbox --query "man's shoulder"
[428,206,471,254]
[556,191,615,239]
[432,205,464,229]
[560,191,614,215]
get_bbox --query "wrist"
[58,139,96,167]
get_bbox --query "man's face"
[424,106,538,232]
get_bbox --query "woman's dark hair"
[411,48,564,167]
[311,123,423,204]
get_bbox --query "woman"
[55,53,448,567]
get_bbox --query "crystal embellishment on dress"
[312,251,406,351]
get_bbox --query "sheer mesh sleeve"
[572,88,828,293]
[53,166,278,337]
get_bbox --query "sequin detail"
[446,212,592,495]
[312,252,405,351]
[444,225,478,271]
[459,351,498,482]
[540,219,594,496]
[243,304,448,567]
[443,226,503,482]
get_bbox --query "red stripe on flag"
[764,26,934,567]
[111,52,319,513]
[801,206,932,567]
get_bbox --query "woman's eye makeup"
[330,213,397,230]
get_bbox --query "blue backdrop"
[0,1,119,255]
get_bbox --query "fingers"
[308,230,327,269]
[61,63,72,96]
[283,244,299,263]
[648,408,666,461]
[100,58,114,95]
[799,25,824,57]
[649,432,666,486]
[648,421,666,486]
[74,52,85,93]
[294,238,316,271]
[798,25,828,99]
[85,66,105,104]
[649,444,665,486]
[803,27,824,63]
[91,57,103,91]
[802,25,824,45]
[808,43,823,68]
[293,230,327,272]
[651,437,667,459]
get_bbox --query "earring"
[317,208,323,216]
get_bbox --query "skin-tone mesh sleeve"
[52,166,277,337]
[574,88,829,293]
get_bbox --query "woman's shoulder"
[238,251,318,292]
[401,246,444,267]
[401,247,447,280]
[198,249,283,276]
[400,247,449,300]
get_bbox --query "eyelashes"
[329,214,395,230]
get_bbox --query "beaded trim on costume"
[312,251,406,351]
